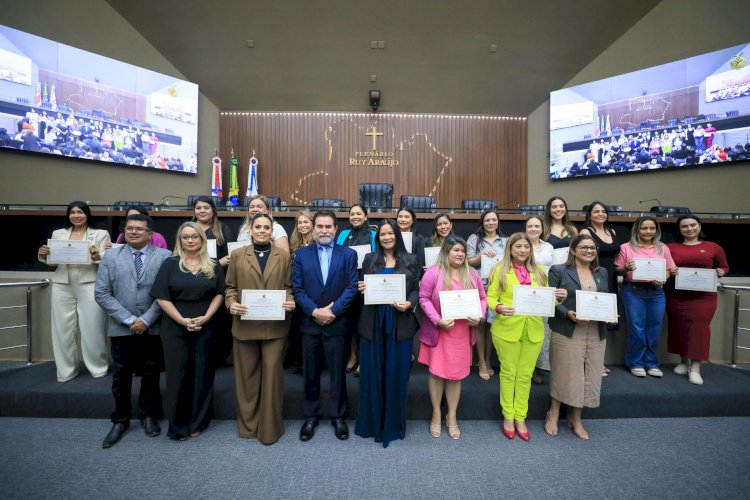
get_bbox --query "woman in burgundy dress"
[666,215,729,386]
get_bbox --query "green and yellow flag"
[227,150,240,206]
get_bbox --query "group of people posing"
[37,194,728,448]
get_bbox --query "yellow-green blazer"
[487,268,545,343]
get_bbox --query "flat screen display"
[549,42,750,180]
[0,24,198,173]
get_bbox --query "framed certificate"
[364,274,406,305]
[575,290,618,322]
[480,254,502,280]
[207,239,218,259]
[439,288,482,320]
[350,245,371,269]
[241,290,286,320]
[512,285,556,317]
[47,239,91,265]
[227,242,248,255]
[424,247,441,268]
[401,232,413,253]
[552,247,569,265]
[632,258,667,281]
[675,267,718,292]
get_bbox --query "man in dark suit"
[95,214,171,448]
[292,210,359,441]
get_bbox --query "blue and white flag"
[246,153,259,198]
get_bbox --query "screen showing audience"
[0,24,199,174]
[549,42,750,180]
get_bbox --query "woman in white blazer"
[38,201,111,382]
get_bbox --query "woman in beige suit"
[37,201,111,382]
[225,214,296,444]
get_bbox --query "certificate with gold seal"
[439,289,482,320]
[575,290,618,322]
[364,274,406,305]
[632,258,667,281]
[47,239,91,265]
[241,290,286,320]
[512,285,556,317]
[675,267,717,292]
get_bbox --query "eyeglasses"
[124,226,149,233]
[180,235,202,241]
[577,246,597,252]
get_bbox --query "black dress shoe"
[102,422,129,448]
[142,417,161,437]
[332,418,349,440]
[299,419,318,442]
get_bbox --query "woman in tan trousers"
[225,214,295,444]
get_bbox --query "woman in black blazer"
[355,219,420,447]
[545,234,611,440]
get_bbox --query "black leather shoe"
[299,419,318,442]
[332,418,349,440]
[102,422,129,448]
[142,417,161,437]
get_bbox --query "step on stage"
[1,362,749,421]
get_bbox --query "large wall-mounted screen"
[549,42,750,180]
[0,24,198,173]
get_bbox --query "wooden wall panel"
[220,112,527,208]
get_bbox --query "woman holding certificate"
[466,210,507,381]
[225,214,296,444]
[542,196,578,249]
[525,216,554,384]
[396,207,426,269]
[237,195,290,253]
[666,215,728,385]
[37,201,110,382]
[151,222,225,440]
[487,232,566,441]
[615,216,677,378]
[418,235,486,440]
[336,203,376,374]
[545,235,610,440]
[355,219,420,447]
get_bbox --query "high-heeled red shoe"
[502,422,515,440]
[515,421,530,441]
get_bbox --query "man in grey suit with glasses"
[95,214,171,448]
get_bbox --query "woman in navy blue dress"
[355,219,420,447]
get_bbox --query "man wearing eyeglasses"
[95,214,172,448]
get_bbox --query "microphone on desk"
[159,196,188,207]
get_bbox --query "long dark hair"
[430,212,453,246]
[66,201,92,228]
[542,195,577,240]
[674,214,708,243]
[471,209,504,254]
[191,195,225,246]
[364,219,417,278]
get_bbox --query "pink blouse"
[615,242,675,282]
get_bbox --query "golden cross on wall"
[365,126,383,151]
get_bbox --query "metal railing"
[717,283,750,367]
[0,279,50,363]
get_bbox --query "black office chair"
[399,195,435,213]
[650,206,691,217]
[359,183,393,211]
[518,204,545,215]
[582,204,624,216]
[311,198,348,209]
[244,195,281,209]
[188,195,208,207]
[461,199,496,211]
[113,200,155,210]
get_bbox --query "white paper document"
[575,290,618,323]
[350,245,371,270]
[632,258,667,281]
[552,247,569,265]
[439,289,482,320]
[401,232,413,253]
[512,285,556,317]
[47,239,91,265]
[675,267,717,292]
[364,274,406,305]
[227,242,248,255]
[207,239,218,259]
[424,247,441,268]
[480,254,502,280]
[241,290,286,320]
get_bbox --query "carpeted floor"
[0,417,748,499]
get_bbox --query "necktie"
[134,251,143,280]
[320,246,329,285]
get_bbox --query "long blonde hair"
[490,232,548,291]
[173,222,216,278]
[290,210,315,254]
[436,235,473,290]
[239,194,273,238]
